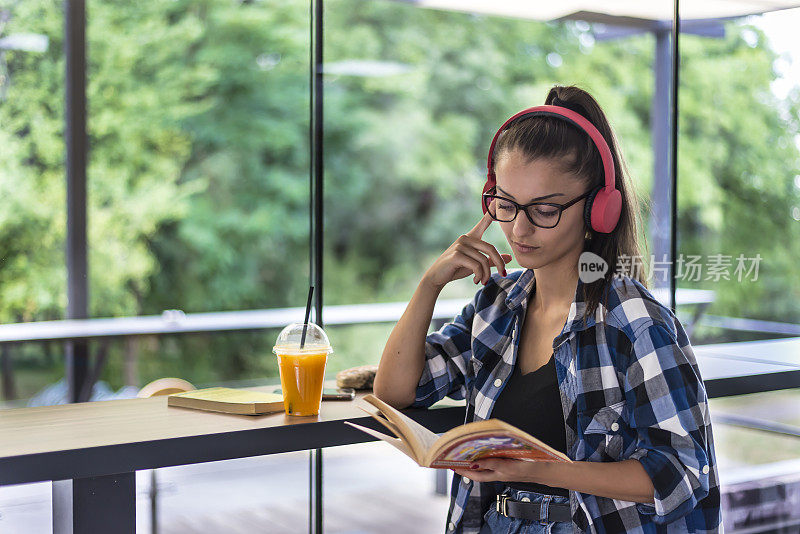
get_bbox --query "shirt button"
[610,422,619,432]
[521,497,531,502]
[494,378,502,387]
[449,521,456,531]
[702,465,710,474]
[462,477,470,484]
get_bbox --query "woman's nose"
[512,211,535,236]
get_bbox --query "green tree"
[2,0,799,396]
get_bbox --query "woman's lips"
[513,241,540,253]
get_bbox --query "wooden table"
[2,341,798,534]
[0,382,462,534]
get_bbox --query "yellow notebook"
[167,387,284,415]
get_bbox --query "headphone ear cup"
[583,186,601,230]
[589,187,622,233]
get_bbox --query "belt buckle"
[496,494,510,517]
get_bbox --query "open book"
[344,394,571,468]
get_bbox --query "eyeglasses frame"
[482,188,592,229]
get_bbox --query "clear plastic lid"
[272,322,333,356]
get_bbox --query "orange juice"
[276,352,328,416]
[273,322,333,416]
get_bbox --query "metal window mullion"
[309,0,324,533]
[669,0,680,313]
[65,0,89,404]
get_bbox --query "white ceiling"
[409,1,800,21]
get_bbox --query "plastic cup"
[272,323,333,416]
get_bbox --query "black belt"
[495,493,572,522]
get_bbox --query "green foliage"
[677,27,800,319]
[1,0,799,398]
[0,0,66,322]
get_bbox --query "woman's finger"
[456,245,492,284]
[460,236,508,276]
[453,254,486,284]
[465,211,494,240]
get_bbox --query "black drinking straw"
[300,286,314,349]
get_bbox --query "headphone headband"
[483,104,616,196]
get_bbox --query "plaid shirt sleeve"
[408,293,478,409]
[624,321,714,524]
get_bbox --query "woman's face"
[493,150,589,270]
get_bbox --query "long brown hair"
[491,85,646,320]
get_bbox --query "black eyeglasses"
[482,189,591,228]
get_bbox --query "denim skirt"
[479,487,572,534]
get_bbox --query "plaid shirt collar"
[504,268,598,337]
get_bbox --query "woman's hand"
[422,212,512,291]
[451,458,545,484]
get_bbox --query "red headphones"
[482,105,622,234]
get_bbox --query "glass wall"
[2,0,800,532]
[1,3,61,529]
[676,6,800,346]
[2,0,312,532]
[87,1,311,531]
[320,0,668,529]
[0,0,66,405]
[1,0,313,407]
[678,5,800,530]
[82,0,312,391]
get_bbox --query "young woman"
[373,86,721,533]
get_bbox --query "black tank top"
[489,353,569,496]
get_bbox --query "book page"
[428,418,571,464]
[355,405,406,441]
[427,431,569,468]
[344,421,417,464]
[361,395,441,462]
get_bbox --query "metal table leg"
[53,471,136,534]
[310,448,323,534]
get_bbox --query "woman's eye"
[534,207,559,218]
[497,203,515,212]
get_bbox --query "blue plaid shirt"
[411,269,721,533]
